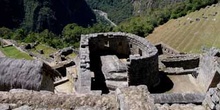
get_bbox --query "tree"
[0,27,12,39]
[11,29,26,40]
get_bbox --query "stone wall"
[0,86,155,110]
[89,35,130,57]
[203,83,220,110]
[75,35,93,93]
[197,50,219,92]
[160,54,200,69]
[155,42,181,55]
[152,93,205,104]
[76,32,159,93]
[128,54,159,89]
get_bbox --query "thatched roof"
[0,58,61,91]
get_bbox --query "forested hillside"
[0,0,96,34]
[0,0,219,50]
[85,0,187,24]
[85,0,133,24]
[115,0,219,37]
[85,0,219,37]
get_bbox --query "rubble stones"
[0,86,156,110]
[0,104,10,110]
[203,83,220,110]
[116,85,156,110]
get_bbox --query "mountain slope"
[147,3,220,53]
[0,0,96,34]
[85,0,187,24]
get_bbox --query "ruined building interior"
[75,32,220,94]
[0,32,220,109]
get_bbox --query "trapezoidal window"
[139,49,142,56]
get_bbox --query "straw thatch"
[0,58,61,91]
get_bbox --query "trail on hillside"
[94,9,117,27]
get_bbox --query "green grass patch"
[0,46,33,60]
[30,44,57,58]
[67,53,77,59]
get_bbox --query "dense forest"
[0,0,96,34]
[0,0,219,49]
[85,0,187,24]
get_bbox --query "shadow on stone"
[149,72,174,93]
[90,53,109,94]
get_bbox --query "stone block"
[209,88,217,96]
[0,104,10,110]
[211,93,220,103]
[217,83,220,90]
[116,85,156,110]
[13,105,32,110]
[204,95,215,109]
[217,90,220,97]
[215,104,220,110]
[193,105,206,110]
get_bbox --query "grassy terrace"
[0,46,33,60]
[147,4,220,53]
[67,53,77,59]
[30,44,57,58]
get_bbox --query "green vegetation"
[0,46,33,60]
[67,53,77,59]
[86,0,133,24]
[0,23,111,49]
[147,3,220,53]
[30,44,57,58]
[115,0,219,37]
[0,0,96,34]
[0,0,219,54]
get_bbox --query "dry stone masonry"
[203,83,220,109]
[76,32,159,94]
[0,86,155,110]
[197,48,220,92]
[1,32,220,109]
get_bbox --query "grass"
[30,44,57,58]
[67,53,77,59]
[147,3,220,53]
[0,46,33,60]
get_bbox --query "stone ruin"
[73,32,220,109]
[0,32,220,109]
[75,32,160,94]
